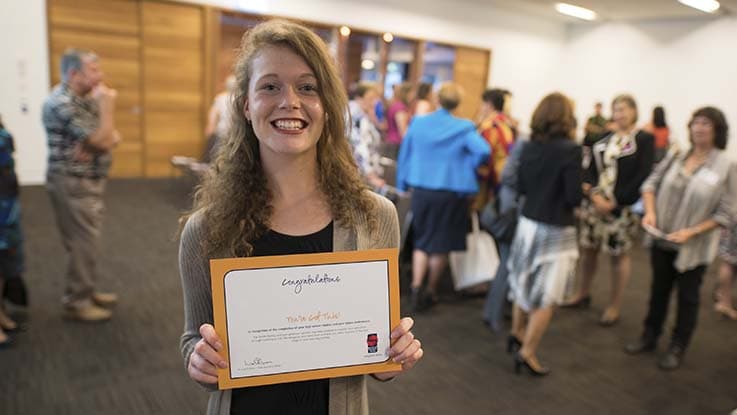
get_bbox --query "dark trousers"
[644,246,706,349]
[482,242,511,328]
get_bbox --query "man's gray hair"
[60,48,97,82]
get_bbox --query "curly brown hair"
[183,19,377,257]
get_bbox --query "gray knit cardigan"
[178,191,400,415]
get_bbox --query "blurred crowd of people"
[346,77,736,375]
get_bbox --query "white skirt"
[508,216,579,312]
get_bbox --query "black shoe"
[513,353,551,377]
[506,335,522,354]
[598,314,620,327]
[410,288,435,313]
[658,345,684,371]
[562,296,591,309]
[624,335,657,355]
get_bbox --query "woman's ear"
[243,99,250,122]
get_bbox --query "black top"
[230,222,333,415]
[583,130,655,207]
[518,139,583,227]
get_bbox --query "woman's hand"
[187,324,228,384]
[591,193,615,215]
[372,317,424,381]
[641,211,657,229]
[582,183,592,196]
[667,228,697,244]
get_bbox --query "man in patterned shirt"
[42,48,120,322]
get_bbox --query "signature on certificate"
[243,357,274,367]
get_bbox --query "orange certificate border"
[210,248,401,390]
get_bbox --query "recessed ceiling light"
[361,59,375,70]
[383,32,394,43]
[678,0,720,13]
[339,26,351,37]
[554,3,597,21]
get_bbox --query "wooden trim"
[411,40,425,84]
[486,49,493,87]
[138,0,147,177]
[203,5,219,156]
[378,36,389,94]
[46,0,54,86]
[336,27,349,88]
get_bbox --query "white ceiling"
[479,0,737,22]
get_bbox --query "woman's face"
[690,115,715,148]
[244,45,325,160]
[612,101,636,131]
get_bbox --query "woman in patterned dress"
[566,95,655,326]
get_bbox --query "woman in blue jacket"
[397,82,491,311]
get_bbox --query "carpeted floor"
[2,178,736,415]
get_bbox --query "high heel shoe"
[714,303,737,320]
[506,335,522,354]
[513,353,551,377]
[562,296,591,309]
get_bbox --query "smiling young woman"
[178,19,423,415]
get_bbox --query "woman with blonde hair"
[507,92,582,376]
[566,94,655,326]
[397,82,490,312]
[179,20,423,414]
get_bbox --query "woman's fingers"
[194,338,228,369]
[199,324,223,351]
[190,349,218,375]
[390,331,415,359]
[188,359,219,384]
[401,346,424,371]
[390,317,414,340]
[392,338,422,365]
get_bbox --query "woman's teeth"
[274,120,305,130]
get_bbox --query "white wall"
[0,0,49,185]
[554,17,737,159]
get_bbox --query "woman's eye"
[300,84,318,93]
[261,83,278,91]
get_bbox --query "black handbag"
[480,199,518,243]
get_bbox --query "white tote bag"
[449,212,500,291]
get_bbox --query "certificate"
[210,248,401,389]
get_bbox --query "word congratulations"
[282,273,341,294]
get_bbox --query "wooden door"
[141,1,204,177]
[47,0,143,177]
[453,46,490,121]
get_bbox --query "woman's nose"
[280,86,300,110]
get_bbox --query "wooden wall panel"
[48,0,143,177]
[142,1,204,177]
[48,0,139,36]
[453,46,490,121]
[219,23,244,91]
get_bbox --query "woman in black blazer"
[566,95,655,326]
